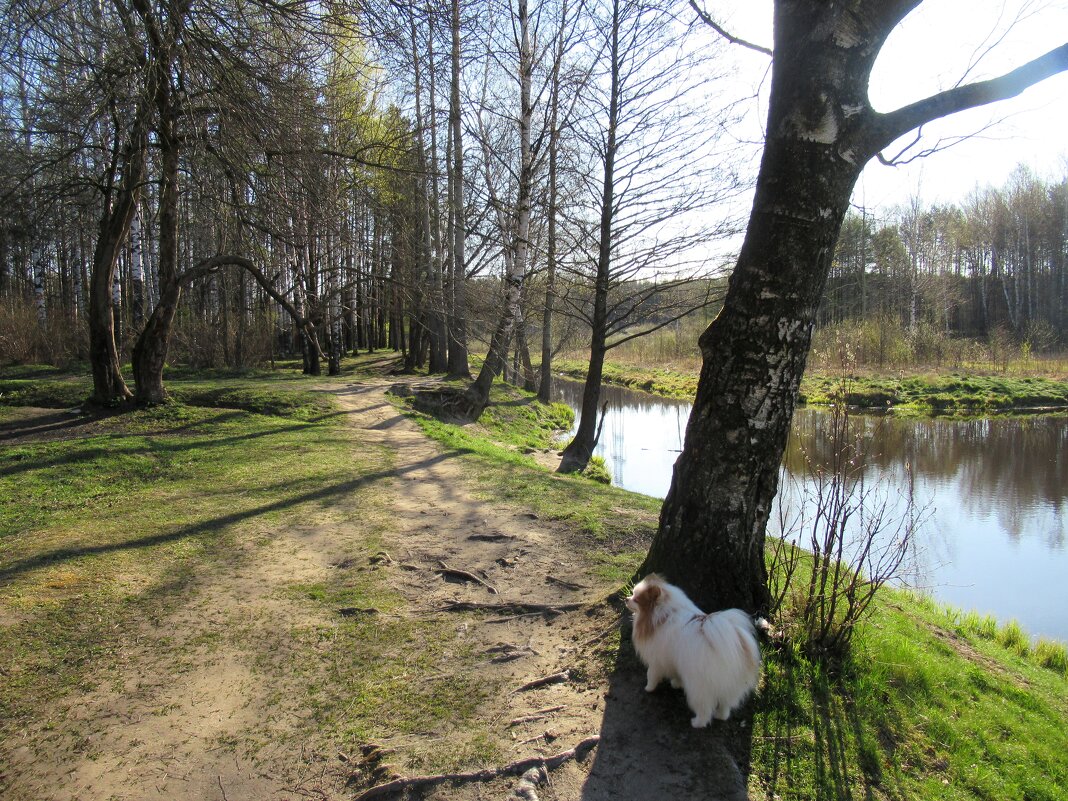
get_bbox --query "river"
[552,378,1068,643]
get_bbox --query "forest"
[0,0,741,406]
[825,171,1068,352]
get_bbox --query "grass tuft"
[1034,639,1068,676]
[997,619,1031,657]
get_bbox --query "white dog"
[626,573,761,727]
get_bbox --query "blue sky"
[711,0,1068,213]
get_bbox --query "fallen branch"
[517,730,556,746]
[435,560,498,594]
[508,705,566,727]
[351,736,600,801]
[514,670,570,693]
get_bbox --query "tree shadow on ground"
[753,651,906,801]
[0,450,462,585]
[579,621,750,801]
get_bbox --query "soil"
[1,375,750,801]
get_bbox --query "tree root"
[437,600,583,617]
[507,765,548,801]
[435,560,498,594]
[351,735,600,801]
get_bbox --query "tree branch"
[872,42,1068,153]
[688,0,771,57]
[176,254,325,362]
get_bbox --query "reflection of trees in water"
[784,410,1068,547]
[556,377,1066,548]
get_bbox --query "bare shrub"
[169,311,277,369]
[768,389,928,660]
[0,301,86,364]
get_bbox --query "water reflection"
[553,378,1068,642]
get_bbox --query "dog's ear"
[643,583,661,605]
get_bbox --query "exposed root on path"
[351,735,601,801]
[514,670,572,693]
[436,600,585,616]
[435,560,499,594]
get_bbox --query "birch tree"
[641,0,1068,617]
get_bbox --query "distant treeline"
[822,167,1068,350]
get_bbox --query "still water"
[553,379,1068,643]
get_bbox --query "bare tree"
[556,0,742,472]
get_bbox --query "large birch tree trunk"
[642,0,1068,616]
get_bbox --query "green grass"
[474,385,575,451]
[754,590,1068,801]
[554,357,699,400]
[0,388,377,733]
[288,571,498,763]
[394,380,660,546]
[551,357,1068,415]
[800,373,1068,414]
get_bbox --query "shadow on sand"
[579,624,751,801]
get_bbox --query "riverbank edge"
[553,357,1068,415]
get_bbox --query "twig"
[688,0,773,56]
[517,730,555,746]
[351,736,600,801]
[435,560,498,594]
[217,775,229,801]
[508,705,567,727]
[514,670,570,693]
[368,551,393,565]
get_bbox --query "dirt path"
[3,376,749,801]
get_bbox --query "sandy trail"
[2,376,748,801]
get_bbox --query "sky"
[710,0,1068,217]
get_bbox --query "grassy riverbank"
[553,357,1068,414]
[3,362,1066,800]
[401,379,1068,800]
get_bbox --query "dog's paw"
[644,683,657,693]
[670,678,682,689]
[690,715,711,728]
